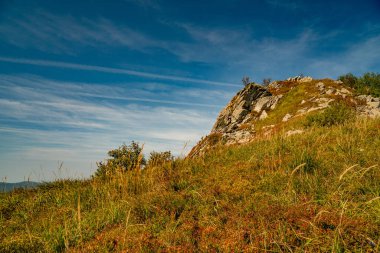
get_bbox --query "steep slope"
[189,76,380,157]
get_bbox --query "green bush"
[94,141,146,178]
[305,102,355,127]
[339,72,380,97]
[338,73,358,88]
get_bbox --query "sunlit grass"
[1,116,379,252]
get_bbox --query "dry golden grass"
[1,116,379,252]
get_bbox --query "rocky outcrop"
[356,95,380,118]
[210,83,282,145]
[189,76,380,158]
[311,81,380,117]
[211,83,281,134]
[286,76,313,82]
[189,83,282,157]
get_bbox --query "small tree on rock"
[242,76,251,86]
[262,78,272,86]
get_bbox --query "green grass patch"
[305,102,356,127]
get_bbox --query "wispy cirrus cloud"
[0,74,226,130]
[308,35,380,77]
[170,23,380,79]
[0,10,160,54]
[1,4,379,79]
[2,9,378,82]
[0,74,234,107]
[0,57,238,87]
[0,74,225,181]
[172,23,320,69]
[0,8,320,77]
[168,24,318,79]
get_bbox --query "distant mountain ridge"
[0,181,40,192]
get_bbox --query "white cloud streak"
[0,57,238,87]
[0,76,220,132]
[0,10,159,53]
[0,74,234,107]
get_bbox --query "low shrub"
[305,102,355,127]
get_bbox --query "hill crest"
[189,76,380,157]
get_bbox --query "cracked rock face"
[188,83,282,157]
[211,83,281,135]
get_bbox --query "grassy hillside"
[1,116,379,252]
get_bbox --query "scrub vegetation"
[338,72,380,97]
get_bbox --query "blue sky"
[0,0,379,182]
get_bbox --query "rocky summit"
[189,76,380,157]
